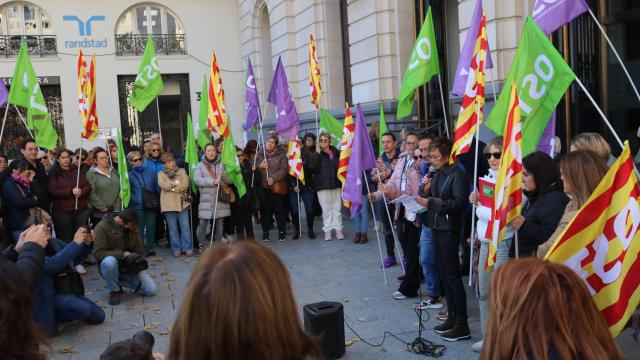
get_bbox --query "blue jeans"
[478,238,512,336]
[54,294,105,325]
[99,256,157,296]
[419,226,440,298]
[164,209,192,252]
[352,195,369,233]
[289,190,315,215]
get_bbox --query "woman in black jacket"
[509,151,569,258]
[308,132,343,241]
[416,137,470,341]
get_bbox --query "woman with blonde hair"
[158,153,192,257]
[168,241,321,360]
[481,258,622,360]
[536,150,608,257]
[570,132,615,166]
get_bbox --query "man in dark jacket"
[94,209,157,305]
[11,138,51,211]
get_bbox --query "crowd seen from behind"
[0,128,635,359]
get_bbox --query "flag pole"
[75,137,84,210]
[374,171,406,274]
[155,97,163,139]
[209,148,223,247]
[296,178,302,239]
[574,77,624,150]
[587,8,640,105]
[13,105,35,140]
[468,105,481,287]
[0,104,10,149]
[437,74,450,137]
[490,68,498,104]
[364,172,388,285]
[315,108,319,140]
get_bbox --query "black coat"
[510,182,569,258]
[11,156,50,211]
[421,163,469,231]
[1,242,45,287]
[308,147,341,191]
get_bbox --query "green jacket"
[86,166,122,217]
[93,214,145,263]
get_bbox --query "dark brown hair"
[481,258,622,360]
[168,241,321,360]
[428,137,452,156]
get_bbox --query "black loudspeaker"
[303,301,345,359]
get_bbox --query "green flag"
[396,6,440,119]
[185,113,199,193]
[485,17,576,155]
[221,130,246,198]
[8,42,58,149]
[319,109,343,148]
[129,37,164,112]
[197,75,211,150]
[116,128,130,208]
[378,103,388,156]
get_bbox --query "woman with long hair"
[570,132,615,166]
[481,258,622,360]
[168,241,321,360]
[158,153,192,257]
[86,148,121,225]
[536,150,608,257]
[509,152,569,258]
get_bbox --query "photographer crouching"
[94,209,157,305]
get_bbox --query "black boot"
[292,226,300,240]
[434,312,456,334]
[306,213,316,239]
[262,231,270,242]
[277,231,286,242]
[441,321,471,342]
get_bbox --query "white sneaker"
[472,340,483,352]
[416,296,444,310]
[75,264,87,275]
[392,291,407,300]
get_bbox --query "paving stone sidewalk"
[48,217,638,359]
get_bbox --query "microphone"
[427,165,436,179]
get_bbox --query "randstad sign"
[62,15,108,49]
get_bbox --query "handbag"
[180,191,193,204]
[271,181,288,195]
[53,269,85,296]
[218,182,236,204]
[142,188,160,210]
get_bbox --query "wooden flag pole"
[364,172,388,286]
[468,104,481,287]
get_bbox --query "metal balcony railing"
[0,35,57,57]
[115,34,187,56]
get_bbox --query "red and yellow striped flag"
[338,104,355,208]
[287,138,305,185]
[207,51,229,138]
[486,83,523,269]
[545,142,640,336]
[450,11,488,164]
[78,50,98,141]
[309,34,321,109]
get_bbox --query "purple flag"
[244,58,261,131]
[537,111,556,155]
[343,104,377,218]
[451,0,493,96]
[532,0,589,35]
[0,80,7,107]
[267,57,300,141]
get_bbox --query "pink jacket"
[372,154,421,222]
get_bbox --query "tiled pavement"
[48,217,638,359]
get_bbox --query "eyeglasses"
[413,155,423,160]
[132,158,142,163]
[320,138,329,143]
[151,149,160,153]
[484,152,501,160]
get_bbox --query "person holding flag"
[194,143,231,245]
[254,135,288,242]
[86,147,121,226]
[287,138,316,240]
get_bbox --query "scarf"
[11,173,31,190]
[164,168,178,179]
[204,156,217,165]
[266,147,278,157]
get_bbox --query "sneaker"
[433,317,455,334]
[324,231,332,241]
[472,340,484,352]
[392,291,408,300]
[263,231,270,242]
[75,264,87,275]
[278,237,286,242]
[108,291,121,306]
[416,296,444,310]
[441,322,471,342]
[380,256,396,268]
[336,229,344,240]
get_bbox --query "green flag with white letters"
[485,17,576,155]
[8,42,58,149]
[129,37,164,112]
[396,6,440,119]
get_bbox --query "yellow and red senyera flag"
[485,82,523,269]
[207,51,229,138]
[78,50,98,141]
[450,11,488,164]
[545,141,640,336]
[287,138,305,185]
[309,34,321,109]
[337,103,355,208]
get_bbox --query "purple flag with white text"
[267,57,300,141]
[244,58,261,131]
[451,0,493,96]
[342,104,377,218]
[532,0,589,35]
[537,111,556,155]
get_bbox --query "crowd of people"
[0,127,633,359]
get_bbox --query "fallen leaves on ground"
[144,321,162,331]
[58,346,78,354]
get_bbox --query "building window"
[115,3,186,56]
[0,2,56,57]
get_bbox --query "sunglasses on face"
[320,138,329,143]
[484,152,501,160]
[132,158,142,163]
[414,155,423,160]
[151,149,160,153]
